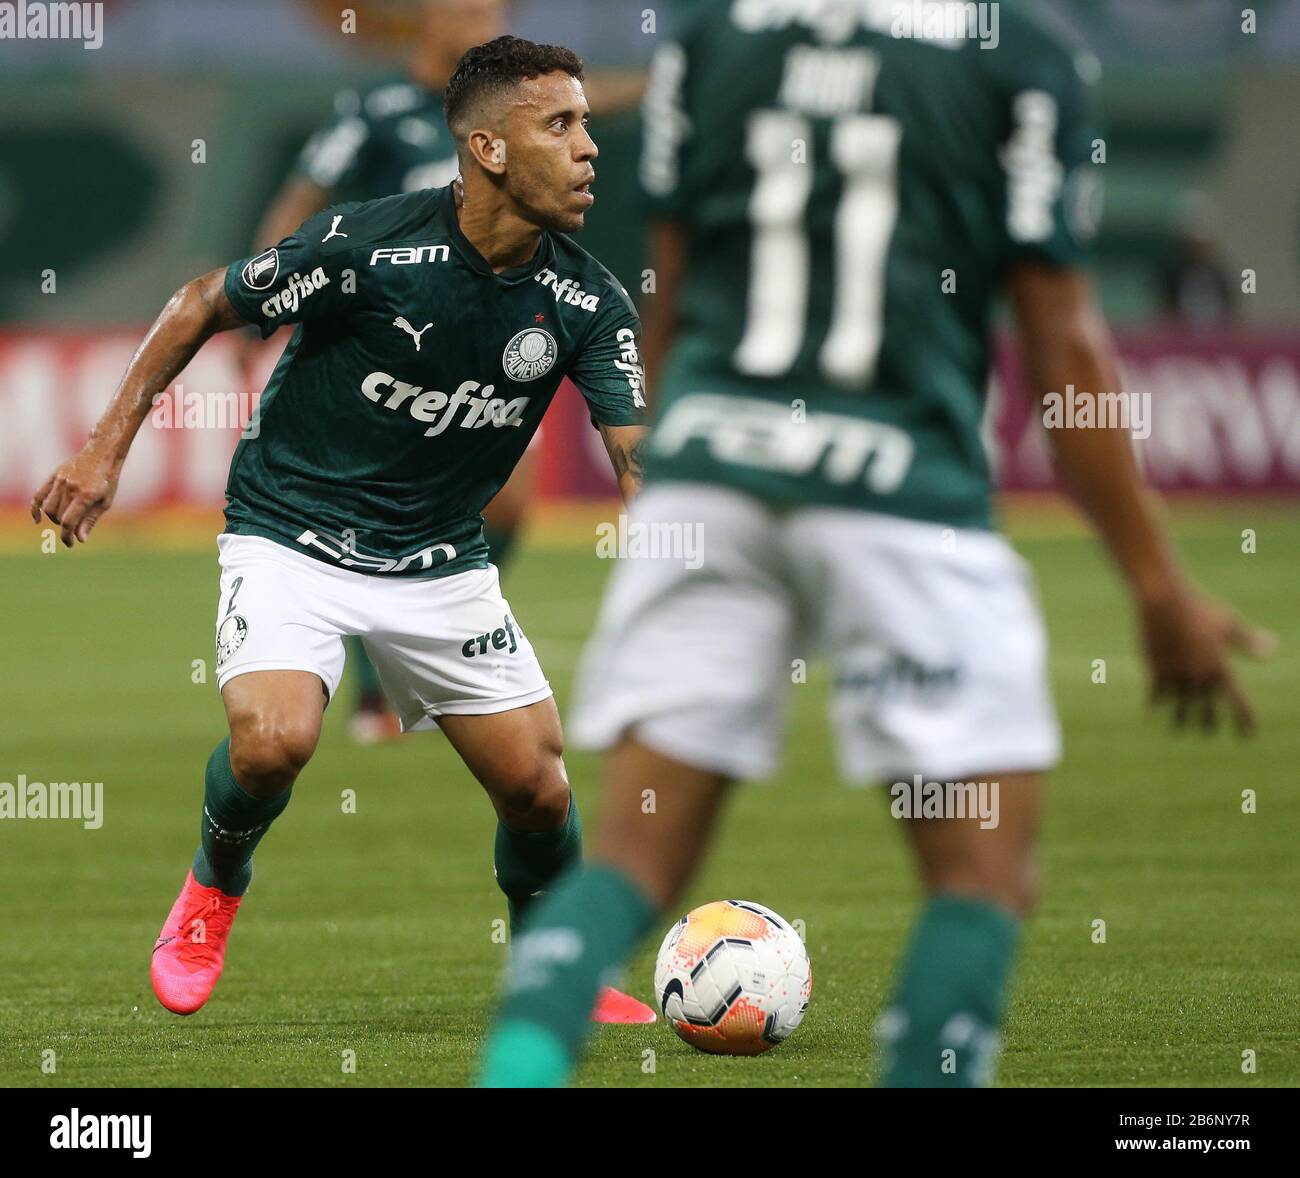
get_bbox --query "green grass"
[0,501,1296,1088]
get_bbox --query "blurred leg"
[591,737,732,910]
[479,484,782,1085]
[902,771,1043,915]
[479,735,731,1087]
[879,770,1045,1088]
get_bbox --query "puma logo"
[321,214,348,243]
[394,316,433,351]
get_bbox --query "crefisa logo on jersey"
[534,268,601,312]
[241,248,280,291]
[502,327,557,382]
[261,268,330,318]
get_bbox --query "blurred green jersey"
[297,77,459,200]
[641,0,1102,527]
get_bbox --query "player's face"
[502,72,598,234]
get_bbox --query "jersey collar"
[440,184,555,285]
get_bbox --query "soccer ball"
[653,899,812,1055]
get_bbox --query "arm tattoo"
[194,277,216,315]
[607,438,645,489]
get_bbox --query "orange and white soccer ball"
[653,899,812,1055]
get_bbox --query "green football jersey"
[297,77,460,200]
[223,185,645,577]
[641,0,1102,527]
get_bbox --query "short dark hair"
[443,35,585,143]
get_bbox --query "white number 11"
[733,109,902,389]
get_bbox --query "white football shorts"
[570,483,1060,783]
[213,534,551,730]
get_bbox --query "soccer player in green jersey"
[31,36,655,1025]
[251,0,645,742]
[478,1,1275,1086]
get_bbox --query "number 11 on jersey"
[734,108,902,390]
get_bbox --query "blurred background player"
[250,0,645,741]
[479,0,1275,1087]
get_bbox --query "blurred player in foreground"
[479,0,1274,1086]
[33,36,653,1025]
[254,0,644,741]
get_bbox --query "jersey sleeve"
[224,206,359,338]
[996,35,1104,267]
[296,88,371,192]
[567,284,647,427]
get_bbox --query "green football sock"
[494,795,583,935]
[350,637,385,703]
[877,894,1020,1088]
[478,1020,571,1089]
[484,523,518,573]
[190,737,292,897]
[478,864,659,1087]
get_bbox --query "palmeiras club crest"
[502,327,557,381]
[216,615,248,667]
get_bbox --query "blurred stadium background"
[1,0,1299,513]
[2,0,1297,1087]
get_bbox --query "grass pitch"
[0,499,1296,1088]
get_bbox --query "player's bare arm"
[639,220,687,408]
[597,422,647,504]
[30,267,247,547]
[595,219,678,507]
[1009,262,1276,733]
